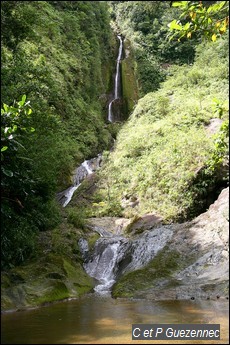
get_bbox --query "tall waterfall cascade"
[108,35,123,122]
[58,33,173,296]
[57,35,123,206]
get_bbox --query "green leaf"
[3,103,9,112]
[207,5,213,14]
[18,94,27,106]
[1,146,8,152]
[183,22,191,30]
[21,94,27,104]
[169,20,182,31]
[172,1,187,8]
[210,2,226,13]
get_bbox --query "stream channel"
[1,35,229,345]
[56,34,123,208]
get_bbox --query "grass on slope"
[87,38,229,222]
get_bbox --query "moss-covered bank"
[1,254,94,312]
[112,245,188,298]
[1,211,97,312]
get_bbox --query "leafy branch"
[168,1,229,41]
[1,95,35,159]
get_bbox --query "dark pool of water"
[1,294,229,344]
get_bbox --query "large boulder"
[112,187,229,300]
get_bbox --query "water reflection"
[1,295,229,344]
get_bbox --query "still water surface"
[1,294,229,344]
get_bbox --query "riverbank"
[1,186,228,312]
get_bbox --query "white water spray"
[82,160,93,175]
[115,35,123,100]
[108,35,123,123]
[57,156,101,207]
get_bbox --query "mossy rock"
[121,39,139,117]
[1,254,94,311]
[87,233,100,250]
[46,272,65,279]
[112,246,184,298]
[26,280,69,305]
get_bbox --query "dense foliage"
[1,1,229,270]
[168,1,229,42]
[1,1,114,268]
[89,3,229,222]
[110,1,199,96]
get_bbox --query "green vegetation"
[168,1,229,42]
[89,35,229,222]
[112,245,184,298]
[110,1,198,96]
[1,1,229,308]
[1,1,115,269]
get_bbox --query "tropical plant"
[168,1,229,41]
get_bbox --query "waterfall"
[115,35,123,100]
[108,35,123,123]
[57,36,124,205]
[87,241,121,294]
[83,235,131,295]
[57,155,102,207]
[108,101,113,123]
[82,226,173,295]
[62,185,81,208]
[82,160,93,175]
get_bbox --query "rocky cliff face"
[120,38,139,118]
[112,187,229,300]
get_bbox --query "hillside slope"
[91,37,229,222]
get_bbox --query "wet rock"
[112,187,229,300]
[57,155,102,207]
[78,238,89,260]
[1,255,94,312]
[84,222,173,294]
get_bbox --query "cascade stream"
[77,35,175,294]
[58,34,134,295]
[108,35,123,122]
[57,35,123,207]
[81,226,173,295]
[56,155,102,207]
